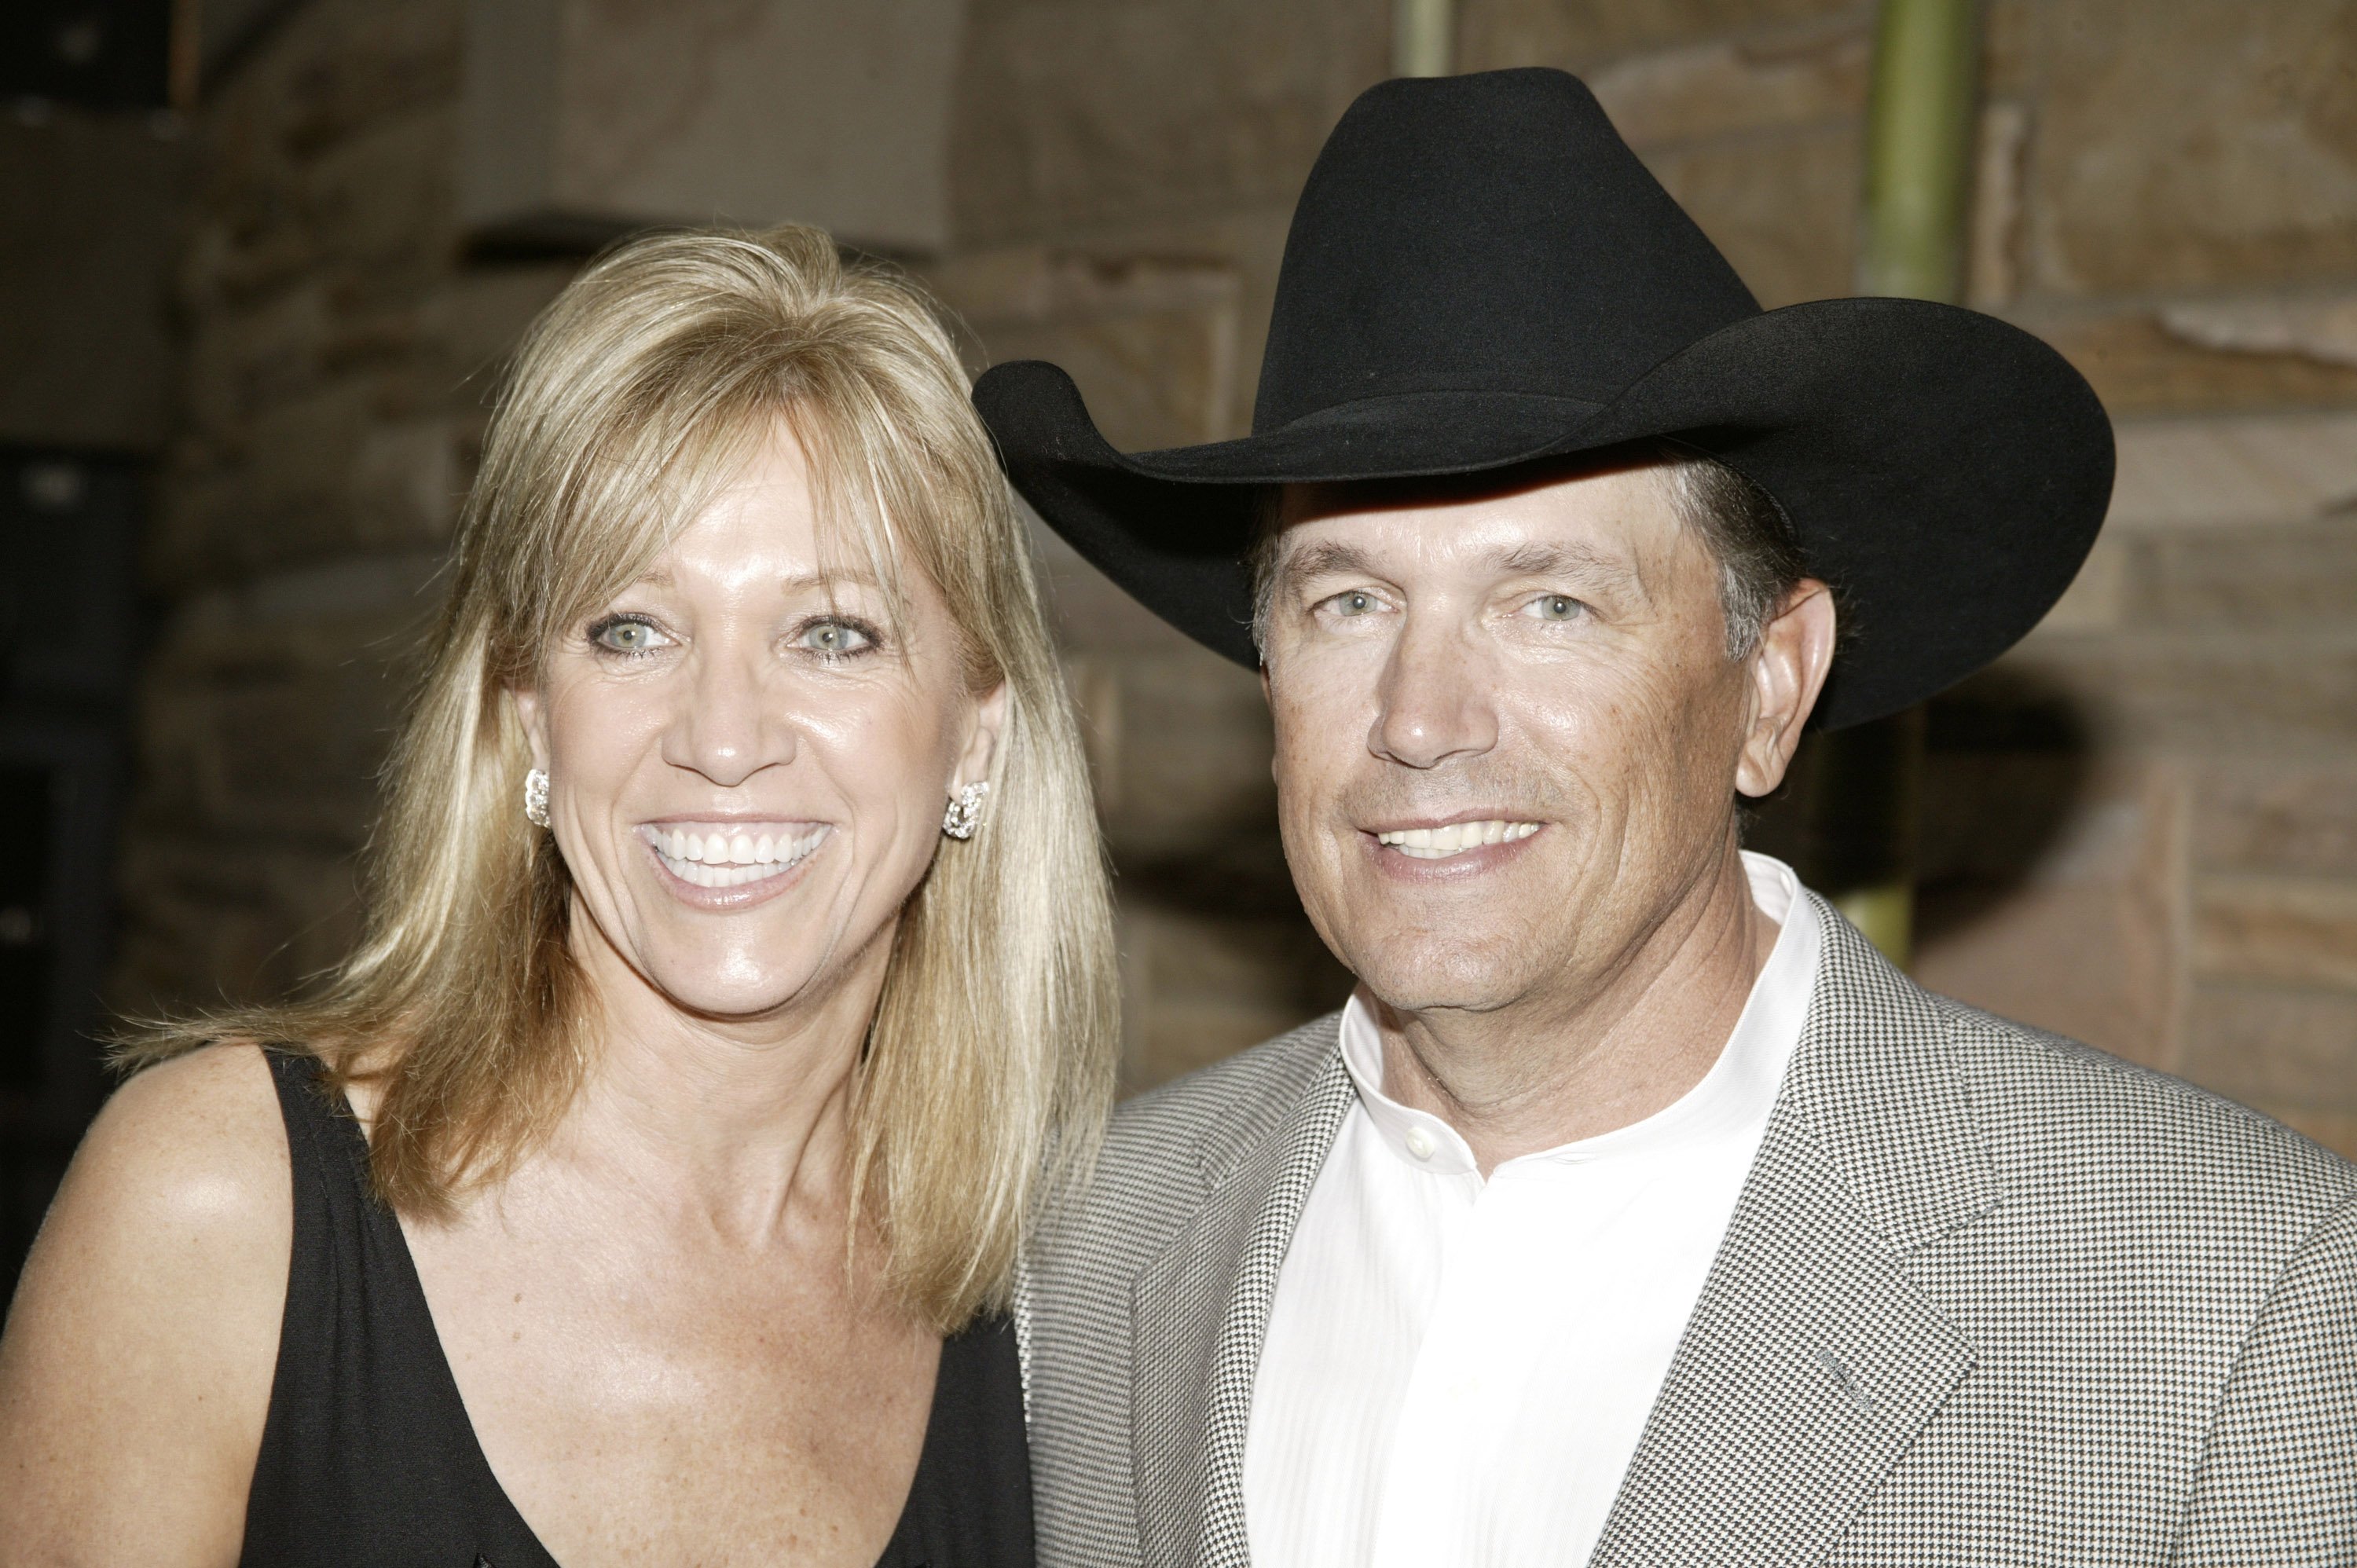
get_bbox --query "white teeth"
[1375,819,1541,859]
[637,823,828,888]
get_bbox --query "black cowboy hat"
[973,68,2114,731]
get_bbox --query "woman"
[0,226,1117,1565]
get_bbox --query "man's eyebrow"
[1274,539,1385,587]
[1491,540,1644,595]
[1275,537,1645,597]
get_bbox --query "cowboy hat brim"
[977,293,2113,731]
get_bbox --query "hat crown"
[1255,68,1761,434]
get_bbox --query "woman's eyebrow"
[776,569,889,595]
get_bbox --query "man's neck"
[1373,846,1778,1175]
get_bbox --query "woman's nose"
[661,647,795,786]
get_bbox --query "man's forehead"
[1273,460,1686,575]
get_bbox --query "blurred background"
[4,0,2355,1297]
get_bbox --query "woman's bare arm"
[0,1045,289,1566]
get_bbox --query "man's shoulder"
[1929,990,2357,1224]
[1110,1012,1343,1152]
[1025,1011,1342,1307]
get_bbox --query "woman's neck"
[537,918,897,1253]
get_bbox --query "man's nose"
[1369,610,1498,769]
[662,645,795,786]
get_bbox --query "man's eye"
[1325,590,1380,616]
[1526,594,1585,622]
[590,616,669,654]
[796,618,875,656]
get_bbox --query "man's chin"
[1343,940,1542,1020]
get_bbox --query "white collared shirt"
[1242,852,1823,1568]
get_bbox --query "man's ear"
[512,686,551,772]
[955,680,1010,789]
[1736,579,1837,798]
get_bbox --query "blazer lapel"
[1591,903,1999,1568]
[1129,1051,1355,1568]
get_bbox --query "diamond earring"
[524,768,551,828]
[942,780,990,840]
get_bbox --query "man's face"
[1260,460,1770,1027]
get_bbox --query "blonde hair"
[121,226,1120,1331]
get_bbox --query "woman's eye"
[1526,594,1585,622]
[796,618,875,657]
[590,616,669,655]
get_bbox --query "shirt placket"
[1366,1163,1514,1568]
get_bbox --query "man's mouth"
[636,822,830,889]
[1373,819,1542,859]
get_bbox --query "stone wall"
[939,0,2357,1139]
[114,0,2357,1151]
[112,0,574,1012]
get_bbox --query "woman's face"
[515,423,1003,1028]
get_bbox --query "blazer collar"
[1130,1038,1353,1568]
[1124,898,2000,1568]
[1589,897,2000,1565]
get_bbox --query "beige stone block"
[110,834,366,1015]
[1643,120,1860,306]
[1994,635,2357,757]
[2125,520,2357,630]
[272,0,460,159]
[2196,875,2357,992]
[2159,293,2357,372]
[134,556,443,840]
[178,289,317,444]
[943,249,1245,451]
[347,417,465,548]
[1913,762,2184,1069]
[2181,983,2357,1114]
[0,112,188,449]
[1587,22,1868,148]
[1457,0,1861,74]
[2027,0,2357,297]
[1117,901,1351,1091]
[2106,410,2357,529]
[1914,878,2182,1070]
[1980,0,2039,101]
[950,0,1386,246]
[1966,99,2030,311]
[2029,307,2357,417]
[1915,755,2157,888]
[2194,764,2357,877]
[1091,648,1278,855]
[463,0,965,252]
[300,108,460,288]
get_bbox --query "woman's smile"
[635,820,832,897]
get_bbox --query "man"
[977,70,2357,1566]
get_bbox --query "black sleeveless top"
[241,1050,1034,1567]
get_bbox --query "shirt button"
[1404,1127,1436,1161]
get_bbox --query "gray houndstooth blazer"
[1017,896,2357,1566]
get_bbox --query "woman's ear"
[1736,579,1838,799]
[955,681,1010,789]
[511,686,551,772]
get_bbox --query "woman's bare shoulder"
[0,1042,292,1564]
